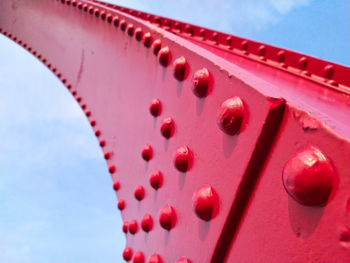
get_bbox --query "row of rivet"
[100,1,342,88]
[123,247,191,263]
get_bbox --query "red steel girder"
[0,0,349,262]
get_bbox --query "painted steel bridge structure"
[0,0,349,262]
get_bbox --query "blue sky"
[0,1,348,262]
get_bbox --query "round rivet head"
[158,46,171,67]
[192,185,218,221]
[141,213,153,232]
[323,64,334,79]
[99,139,106,147]
[128,219,138,234]
[173,146,193,172]
[149,98,162,117]
[159,205,176,230]
[104,151,110,160]
[127,24,134,36]
[113,181,120,191]
[122,221,128,233]
[173,57,187,81]
[123,247,133,261]
[143,32,152,47]
[160,117,175,139]
[108,165,116,174]
[148,254,163,263]
[113,16,119,27]
[120,20,127,31]
[141,144,153,161]
[133,251,145,263]
[134,185,145,201]
[193,68,209,98]
[94,129,101,137]
[176,257,192,263]
[117,199,125,210]
[90,119,96,126]
[282,146,335,206]
[149,170,163,190]
[217,97,244,135]
[298,57,308,70]
[152,39,162,55]
[135,28,143,41]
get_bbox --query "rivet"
[141,213,153,232]
[338,227,350,249]
[212,32,219,44]
[298,57,308,70]
[149,170,163,190]
[83,4,88,11]
[61,77,67,84]
[88,6,94,15]
[135,28,143,41]
[282,146,335,206]
[80,103,86,109]
[77,2,82,9]
[152,39,162,55]
[141,144,153,161]
[176,258,192,263]
[128,219,138,234]
[94,129,101,137]
[117,199,125,210]
[148,254,163,263]
[90,119,96,126]
[323,64,334,79]
[226,36,233,48]
[123,247,133,261]
[104,151,111,160]
[149,98,162,117]
[108,165,116,174]
[173,57,187,81]
[217,97,244,135]
[127,24,134,36]
[76,96,82,102]
[133,251,145,263]
[159,205,176,231]
[200,28,206,39]
[72,0,77,7]
[120,20,127,31]
[143,32,152,48]
[160,117,175,139]
[277,50,287,67]
[258,45,266,59]
[192,68,210,98]
[100,11,106,20]
[56,72,61,78]
[99,139,106,147]
[192,185,218,221]
[94,8,100,17]
[122,221,128,233]
[113,16,119,27]
[106,14,112,23]
[134,185,145,201]
[85,110,91,116]
[241,40,248,53]
[173,146,193,173]
[113,181,120,191]
[158,46,171,67]
[185,25,193,36]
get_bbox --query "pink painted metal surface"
[0,0,349,262]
